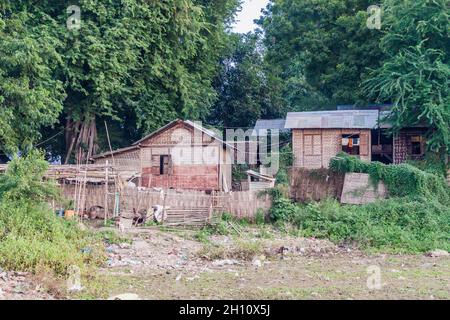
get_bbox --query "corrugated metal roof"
[254,119,287,131]
[252,119,289,136]
[285,110,379,129]
[91,145,140,159]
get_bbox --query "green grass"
[0,200,106,275]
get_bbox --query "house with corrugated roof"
[92,119,232,192]
[282,106,429,169]
[285,110,377,169]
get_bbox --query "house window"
[304,134,321,155]
[411,136,423,155]
[159,155,171,175]
[342,134,360,155]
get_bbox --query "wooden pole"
[104,160,109,226]
[104,121,118,217]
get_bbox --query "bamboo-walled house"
[92,120,232,192]
[285,110,377,169]
[273,107,431,170]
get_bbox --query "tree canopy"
[364,0,450,153]
[257,0,385,111]
[0,0,239,162]
[0,0,448,160]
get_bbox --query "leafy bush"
[255,209,265,225]
[267,154,450,252]
[269,197,298,222]
[0,200,105,274]
[0,150,59,202]
[330,152,449,201]
[0,151,105,275]
[292,198,450,253]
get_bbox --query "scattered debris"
[252,259,262,268]
[0,270,55,300]
[426,249,449,258]
[108,293,140,300]
[212,259,240,267]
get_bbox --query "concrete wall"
[292,128,371,169]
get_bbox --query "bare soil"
[102,227,450,300]
[0,270,56,300]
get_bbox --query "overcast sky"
[232,0,270,33]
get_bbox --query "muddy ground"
[1,225,448,300]
[100,227,450,300]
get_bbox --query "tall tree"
[0,9,65,155]
[209,32,278,128]
[364,0,450,154]
[257,0,385,111]
[1,0,239,163]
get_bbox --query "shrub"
[269,197,298,222]
[292,197,450,253]
[255,209,265,225]
[0,151,105,275]
[0,200,105,274]
[330,152,449,201]
[0,150,59,202]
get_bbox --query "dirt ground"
[0,270,55,300]
[100,226,450,300]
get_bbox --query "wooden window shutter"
[360,133,369,156]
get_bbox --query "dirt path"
[102,227,450,300]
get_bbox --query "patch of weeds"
[255,209,266,225]
[198,240,264,261]
[104,219,115,227]
[195,228,212,244]
[256,226,274,239]
[144,219,158,227]
[99,230,131,245]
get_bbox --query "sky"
[232,0,270,33]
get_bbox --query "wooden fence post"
[104,160,109,226]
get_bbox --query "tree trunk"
[64,116,98,164]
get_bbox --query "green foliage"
[258,0,384,110]
[364,0,450,153]
[232,164,249,182]
[275,143,293,185]
[209,32,280,127]
[269,197,298,222]
[0,150,59,202]
[406,153,448,177]
[0,200,105,274]
[255,209,265,225]
[330,153,449,201]
[0,11,65,152]
[1,0,240,158]
[292,198,450,253]
[0,149,104,274]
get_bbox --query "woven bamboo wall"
[292,128,371,169]
[289,168,345,202]
[59,184,271,220]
